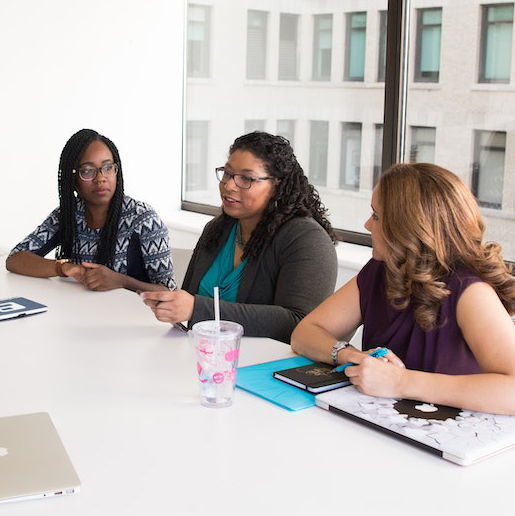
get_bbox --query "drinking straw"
[213,286,221,401]
[214,286,220,331]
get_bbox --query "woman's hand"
[141,290,195,324]
[61,262,86,283]
[344,347,406,398]
[78,262,125,291]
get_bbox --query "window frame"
[344,11,367,82]
[478,3,514,84]
[471,129,506,209]
[187,4,211,78]
[409,125,436,163]
[339,122,363,190]
[377,10,388,82]
[414,7,442,83]
[312,13,333,81]
[246,10,268,80]
[278,13,299,81]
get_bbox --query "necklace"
[235,221,247,250]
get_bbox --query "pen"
[330,347,389,373]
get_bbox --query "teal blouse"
[198,223,247,303]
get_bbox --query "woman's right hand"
[141,290,195,324]
[343,347,406,398]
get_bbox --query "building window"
[312,14,332,81]
[247,10,268,80]
[409,126,436,163]
[345,12,366,82]
[185,121,209,191]
[377,11,388,82]
[339,123,362,190]
[414,8,442,82]
[279,13,298,80]
[373,124,384,186]
[244,120,266,133]
[187,5,211,78]
[309,121,329,186]
[472,130,506,209]
[277,120,296,147]
[479,4,514,83]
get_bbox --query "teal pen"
[331,347,389,373]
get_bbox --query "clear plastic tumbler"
[191,320,244,408]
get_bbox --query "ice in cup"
[191,320,244,408]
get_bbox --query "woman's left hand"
[344,348,406,398]
[141,290,195,324]
[80,262,125,291]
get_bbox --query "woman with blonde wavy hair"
[291,163,515,414]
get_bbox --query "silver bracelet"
[331,340,351,366]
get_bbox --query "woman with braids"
[141,131,337,343]
[292,163,515,414]
[6,129,175,292]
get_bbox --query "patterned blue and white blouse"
[9,196,176,289]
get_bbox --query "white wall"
[0,0,185,254]
[0,0,371,290]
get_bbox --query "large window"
[247,10,268,80]
[373,124,384,186]
[340,122,362,189]
[479,3,514,83]
[472,130,506,208]
[414,8,442,82]
[244,120,266,134]
[313,14,333,81]
[309,121,329,187]
[409,126,436,163]
[185,121,209,191]
[187,5,211,78]
[184,0,515,261]
[277,119,296,147]
[345,12,367,81]
[279,13,299,80]
[377,11,388,82]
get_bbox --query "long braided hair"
[205,131,336,259]
[56,129,124,266]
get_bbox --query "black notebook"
[273,362,350,393]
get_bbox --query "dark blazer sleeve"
[183,217,337,344]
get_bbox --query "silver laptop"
[0,297,47,321]
[0,413,81,503]
[316,386,515,466]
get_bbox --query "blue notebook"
[236,356,317,411]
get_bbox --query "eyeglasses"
[74,163,119,181]
[215,167,275,190]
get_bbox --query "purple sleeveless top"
[357,259,483,375]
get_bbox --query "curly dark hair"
[205,131,336,259]
[56,128,124,266]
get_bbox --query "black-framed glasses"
[215,167,275,190]
[74,163,119,181]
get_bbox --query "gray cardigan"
[182,216,337,343]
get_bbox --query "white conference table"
[1,267,514,516]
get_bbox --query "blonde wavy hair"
[377,163,515,330]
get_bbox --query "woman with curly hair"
[142,131,337,342]
[6,129,175,292]
[292,163,515,414]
